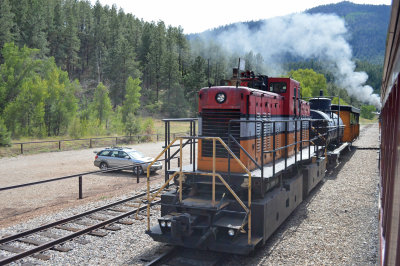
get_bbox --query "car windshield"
[128,151,146,159]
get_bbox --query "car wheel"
[100,162,109,171]
[133,166,143,175]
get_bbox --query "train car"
[331,104,360,143]
[309,96,345,147]
[145,69,359,255]
[379,0,400,265]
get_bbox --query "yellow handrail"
[146,137,252,245]
[146,138,177,230]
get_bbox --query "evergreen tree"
[76,0,94,78]
[124,112,141,137]
[105,33,141,106]
[44,65,78,136]
[63,0,80,77]
[147,21,166,102]
[139,22,154,89]
[0,0,16,52]
[47,0,66,67]
[0,117,11,146]
[121,76,141,123]
[183,56,207,114]
[90,82,112,125]
[92,1,108,82]
[23,0,49,56]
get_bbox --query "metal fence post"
[79,175,83,199]
[21,143,23,154]
[59,141,61,150]
[89,138,92,148]
[136,166,140,183]
[115,137,118,146]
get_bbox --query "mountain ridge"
[188,1,390,64]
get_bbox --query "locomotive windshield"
[269,82,287,93]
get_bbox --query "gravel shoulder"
[232,123,379,265]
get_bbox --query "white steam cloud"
[203,13,381,108]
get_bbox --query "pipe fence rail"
[4,132,187,155]
[0,157,178,200]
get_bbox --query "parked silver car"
[94,147,162,174]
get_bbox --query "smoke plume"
[201,13,381,108]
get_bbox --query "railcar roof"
[331,104,360,114]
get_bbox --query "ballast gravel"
[231,123,379,265]
[1,124,379,265]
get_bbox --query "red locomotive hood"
[198,86,245,111]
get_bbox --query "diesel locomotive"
[145,69,360,255]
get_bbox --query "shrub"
[361,105,376,120]
[141,117,155,142]
[0,118,11,147]
[68,117,83,139]
[125,113,142,138]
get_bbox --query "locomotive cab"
[267,77,306,117]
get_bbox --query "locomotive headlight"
[215,92,226,104]
[167,221,172,228]
[160,221,166,227]
[228,229,235,236]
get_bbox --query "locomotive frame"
[144,70,359,255]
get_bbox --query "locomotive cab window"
[269,82,287,93]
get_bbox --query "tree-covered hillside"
[0,0,210,142]
[0,0,386,144]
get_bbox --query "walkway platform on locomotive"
[168,145,323,179]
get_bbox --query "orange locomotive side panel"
[197,130,309,173]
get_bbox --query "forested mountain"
[306,1,390,64]
[191,1,390,65]
[0,0,387,142]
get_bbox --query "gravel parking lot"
[0,141,190,228]
[0,124,379,265]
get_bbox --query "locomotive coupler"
[158,213,195,240]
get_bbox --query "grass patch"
[153,119,197,136]
[360,117,378,124]
[0,118,197,158]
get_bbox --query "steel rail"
[145,247,224,266]
[145,247,176,266]
[0,188,162,264]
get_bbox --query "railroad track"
[144,246,226,266]
[0,187,164,265]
